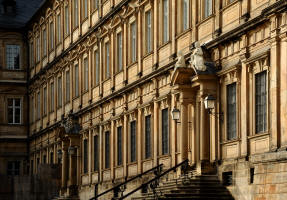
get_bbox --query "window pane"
[117,126,122,166]
[183,0,189,30]
[66,70,70,102]
[6,45,20,69]
[255,71,267,133]
[50,22,54,49]
[83,0,88,18]
[30,42,34,66]
[57,14,61,43]
[83,139,88,173]
[106,42,110,78]
[130,121,136,162]
[131,22,137,63]
[84,58,89,91]
[50,82,54,111]
[58,77,62,107]
[43,29,47,56]
[50,152,54,164]
[94,135,99,171]
[75,64,79,97]
[163,0,169,43]
[145,115,151,159]
[74,0,78,27]
[65,6,70,35]
[227,83,236,140]
[95,51,99,85]
[105,131,110,168]
[117,33,122,72]
[146,11,152,53]
[36,36,40,62]
[37,92,40,119]
[162,108,169,155]
[204,0,212,18]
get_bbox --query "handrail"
[119,159,189,199]
[90,163,163,200]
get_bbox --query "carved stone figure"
[175,51,186,68]
[190,42,207,71]
[61,114,81,134]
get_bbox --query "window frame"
[145,9,152,55]
[6,44,20,70]
[162,0,170,44]
[104,131,110,169]
[130,20,137,64]
[57,76,62,108]
[226,83,237,140]
[65,70,70,103]
[64,4,70,36]
[7,97,22,125]
[117,126,123,166]
[161,108,169,155]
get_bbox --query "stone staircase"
[132,173,234,200]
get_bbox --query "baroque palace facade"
[1,0,287,199]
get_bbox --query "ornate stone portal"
[57,114,82,198]
[171,42,218,174]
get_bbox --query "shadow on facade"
[0,164,61,200]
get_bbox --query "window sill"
[220,138,240,145]
[175,28,192,40]
[196,14,215,27]
[248,131,269,140]
[142,51,154,60]
[158,41,171,51]
[72,96,79,101]
[102,78,111,84]
[220,0,240,13]
[127,61,138,69]
[114,69,124,76]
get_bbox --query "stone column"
[270,15,280,151]
[61,140,69,192]
[280,34,287,149]
[200,98,209,161]
[180,100,188,162]
[240,61,248,157]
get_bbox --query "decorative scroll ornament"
[190,42,207,71]
[61,114,81,134]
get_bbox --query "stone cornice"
[205,0,287,50]
[29,0,130,85]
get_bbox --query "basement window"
[222,171,233,186]
[250,168,255,184]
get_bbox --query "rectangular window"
[36,36,40,62]
[117,126,122,166]
[6,45,20,69]
[30,42,34,67]
[95,51,99,85]
[162,108,169,155]
[50,152,54,164]
[84,57,89,91]
[255,71,267,133]
[73,0,79,27]
[43,29,47,56]
[146,10,152,54]
[131,22,137,63]
[204,0,213,18]
[145,115,151,159]
[50,82,54,112]
[105,42,110,79]
[43,87,47,115]
[57,14,61,43]
[7,98,21,124]
[50,22,54,50]
[94,135,99,171]
[58,76,62,107]
[83,0,88,19]
[74,64,79,97]
[31,96,34,122]
[7,161,20,176]
[37,92,41,120]
[30,160,33,174]
[83,139,88,173]
[227,83,237,140]
[117,32,123,72]
[93,0,98,10]
[105,131,110,169]
[65,6,70,35]
[183,0,189,30]
[43,155,47,164]
[66,70,70,102]
[163,0,169,43]
[130,121,136,162]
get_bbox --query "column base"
[67,185,78,197]
[196,160,217,175]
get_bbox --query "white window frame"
[7,98,22,124]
